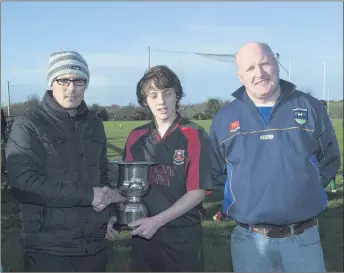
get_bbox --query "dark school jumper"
[123,114,213,272]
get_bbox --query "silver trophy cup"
[110,160,157,230]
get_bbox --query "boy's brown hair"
[136,65,185,109]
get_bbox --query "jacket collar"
[149,111,182,136]
[41,90,88,120]
[231,79,296,103]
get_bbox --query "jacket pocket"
[86,207,110,237]
[292,225,321,246]
[39,207,77,232]
[41,135,69,167]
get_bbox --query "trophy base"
[112,223,136,231]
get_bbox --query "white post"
[327,87,330,115]
[7,80,11,116]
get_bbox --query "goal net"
[149,47,240,105]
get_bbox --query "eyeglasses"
[55,78,87,86]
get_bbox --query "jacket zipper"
[268,87,295,124]
[70,115,86,252]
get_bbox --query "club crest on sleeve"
[229,120,240,133]
[173,149,185,165]
[293,108,308,125]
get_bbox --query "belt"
[236,218,317,238]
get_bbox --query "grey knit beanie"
[47,51,90,88]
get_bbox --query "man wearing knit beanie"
[47,51,90,109]
[5,51,125,272]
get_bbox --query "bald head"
[235,42,277,69]
[234,42,281,105]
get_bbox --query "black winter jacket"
[1,108,7,140]
[6,90,111,256]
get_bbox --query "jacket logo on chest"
[293,108,308,125]
[173,149,185,165]
[230,120,240,133]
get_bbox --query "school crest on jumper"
[293,108,308,125]
[173,149,185,165]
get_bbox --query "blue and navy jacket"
[209,80,341,225]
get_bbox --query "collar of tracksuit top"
[231,79,295,108]
[211,79,340,226]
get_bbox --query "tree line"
[1,93,343,122]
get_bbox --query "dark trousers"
[131,224,204,272]
[23,249,107,272]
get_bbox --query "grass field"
[1,119,343,272]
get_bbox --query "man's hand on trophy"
[92,186,112,211]
[93,187,126,212]
[105,216,120,241]
[129,216,162,240]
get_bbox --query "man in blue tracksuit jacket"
[210,42,341,272]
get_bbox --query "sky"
[1,2,343,106]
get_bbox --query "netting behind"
[148,48,295,104]
[149,48,241,104]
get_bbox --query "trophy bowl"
[109,160,157,231]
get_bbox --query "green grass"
[1,119,343,272]
[332,119,343,173]
[328,101,344,120]
[103,120,217,159]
